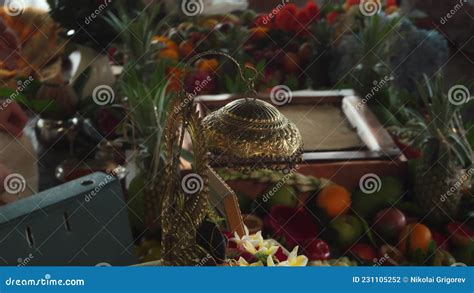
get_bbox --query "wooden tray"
[195,90,408,189]
[196,90,402,161]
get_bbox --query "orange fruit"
[152,35,178,51]
[249,27,269,39]
[398,223,432,255]
[166,67,183,92]
[179,40,195,58]
[316,185,351,218]
[196,58,219,73]
[158,48,179,61]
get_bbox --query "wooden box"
[196,90,408,190]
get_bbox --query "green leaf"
[355,215,378,248]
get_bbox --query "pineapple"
[411,75,472,223]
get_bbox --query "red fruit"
[373,208,406,243]
[303,238,330,261]
[298,1,320,29]
[386,0,398,7]
[432,231,450,251]
[304,1,320,19]
[350,243,377,262]
[274,4,298,32]
[265,205,318,249]
[447,222,474,247]
[326,11,339,25]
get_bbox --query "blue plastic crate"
[0,172,137,266]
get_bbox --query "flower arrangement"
[228,226,309,267]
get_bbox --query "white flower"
[237,257,263,267]
[277,246,308,267]
[230,226,263,247]
[267,255,276,266]
[242,240,279,257]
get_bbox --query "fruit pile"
[218,169,474,266]
[149,1,402,94]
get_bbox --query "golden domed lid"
[203,98,303,169]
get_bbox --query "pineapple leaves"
[409,74,473,168]
[447,132,473,168]
[105,2,176,176]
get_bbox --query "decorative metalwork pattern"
[203,98,303,170]
[159,51,303,265]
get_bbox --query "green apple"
[352,176,405,218]
[330,215,363,248]
[265,184,298,208]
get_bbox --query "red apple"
[349,243,377,263]
[373,208,406,243]
[303,238,330,261]
[447,222,474,247]
[265,205,318,249]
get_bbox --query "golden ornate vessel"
[203,98,303,169]
[160,51,303,265]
